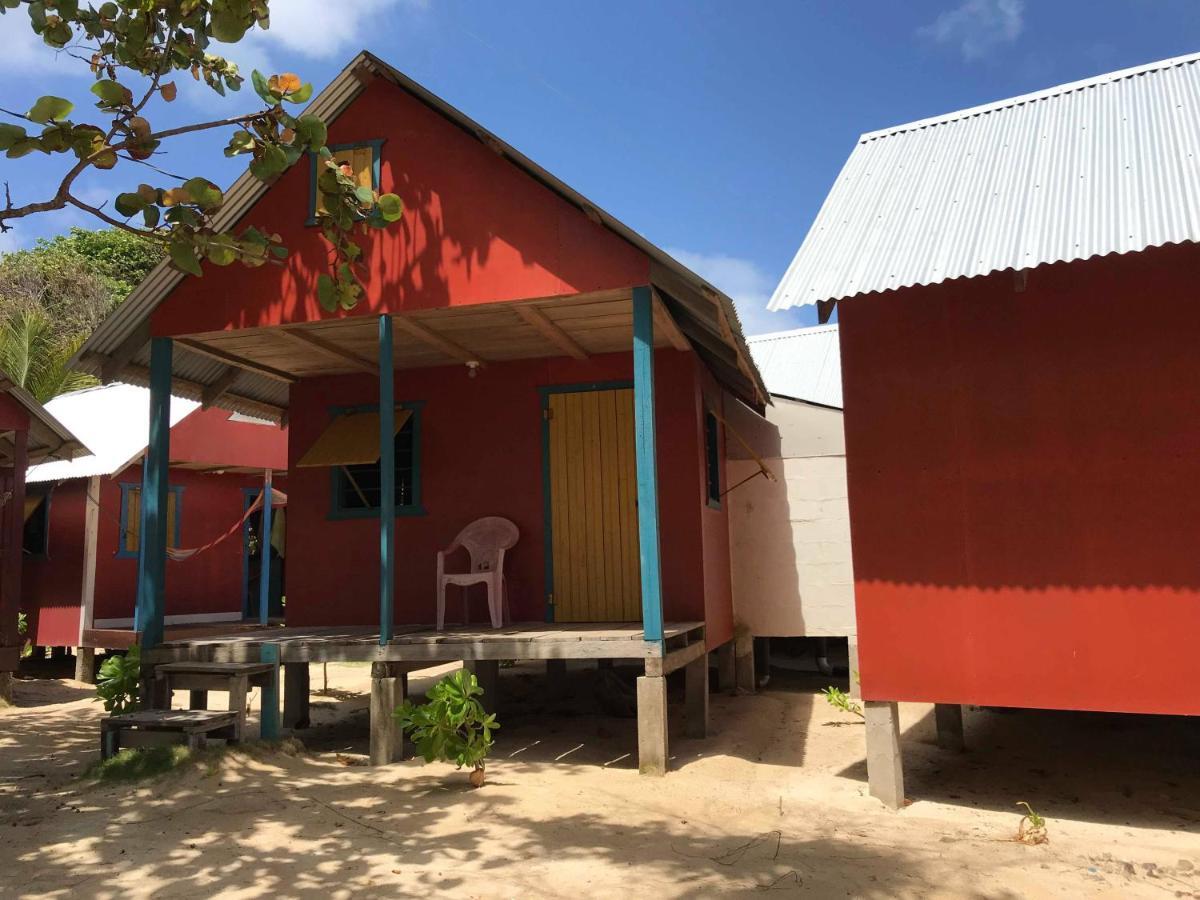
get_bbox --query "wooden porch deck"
[144,621,706,675]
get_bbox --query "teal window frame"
[116,482,185,559]
[306,138,386,226]
[327,400,426,520]
[704,409,721,510]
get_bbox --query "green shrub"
[395,669,499,786]
[96,646,141,714]
[821,685,864,718]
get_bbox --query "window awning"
[296,408,412,468]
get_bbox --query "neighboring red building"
[72,52,769,770]
[0,384,88,702]
[768,54,1200,805]
[23,383,287,661]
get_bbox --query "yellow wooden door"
[547,388,641,622]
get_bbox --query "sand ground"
[2,658,1199,899]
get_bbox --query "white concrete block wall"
[727,400,856,638]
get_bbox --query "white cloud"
[235,0,428,75]
[0,13,89,77]
[667,247,793,335]
[0,227,24,256]
[918,0,1024,61]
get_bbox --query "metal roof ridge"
[860,51,1200,142]
[747,323,840,342]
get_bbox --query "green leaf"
[250,69,277,105]
[210,0,252,42]
[316,273,336,312]
[283,82,313,104]
[376,194,403,222]
[248,143,288,181]
[295,114,326,148]
[91,79,133,109]
[142,205,160,228]
[114,192,147,217]
[183,177,223,211]
[169,240,203,277]
[27,95,73,123]
[207,243,237,266]
[354,185,374,205]
[0,123,27,151]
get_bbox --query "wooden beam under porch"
[141,621,708,776]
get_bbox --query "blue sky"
[2,0,1198,334]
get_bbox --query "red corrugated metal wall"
[285,350,734,647]
[840,241,1200,715]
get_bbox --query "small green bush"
[821,685,864,718]
[96,645,141,714]
[395,669,499,786]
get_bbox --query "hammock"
[167,487,286,561]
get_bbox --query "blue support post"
[632,286,665,643]
[259,642,279,740]
[134,337,172,649]
[378,315,395,645]
[258,469,273,625]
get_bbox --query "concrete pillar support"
[369,661,405,766]
[865,700,905,809]
[734,631,755,693]
[716,642,736,694]
[935,703,965,753]
[74,647,97,685]
[637,674,669,775]
[684,653,709,739]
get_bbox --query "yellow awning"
[296,408,412,468]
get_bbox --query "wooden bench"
[154,662,276,741]
[100,710,239,759]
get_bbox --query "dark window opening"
[23,489,50,557]
[334,416,417,512]
[705,410,721,508]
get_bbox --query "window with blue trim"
[308,139,384,224]
[118,484,183,558]
[704,410,721,508]
[331,408,421,516]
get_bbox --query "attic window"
[307,139,384,224]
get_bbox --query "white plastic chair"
[436,517,519,630]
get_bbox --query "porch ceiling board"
[171,290,675,396]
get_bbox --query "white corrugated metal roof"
[746,324,841,409]
[27,383,199,483]
[769,52,1200,309]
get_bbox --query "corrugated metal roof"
[27,383,200,483]
[0,383,89,464]
[74,50,767,409]
[769,52,1200,310]
[746,324,842,409]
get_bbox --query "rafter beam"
[201,366,240,409]
[651,289,690,352]
[100,323,151,383]
[512,304,588,360]
[176,338,297,384]
[392,316,484,366]
[120,362,286,424]
[275,327,378,374]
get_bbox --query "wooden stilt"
[283,662,310,729]
[258,644,279,740]
[188,689,207,710]
[258,469,273,625]
[465,659,500,715]
[935,703,965,752]
[134,338,172,650]
[369,661,405,765]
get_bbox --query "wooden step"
[100,709,239,759]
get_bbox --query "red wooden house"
[768,54,1200,805]
[22,383,287,680]
[0,383,88,701]
[72,52,769,772]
